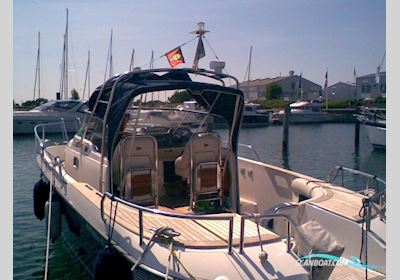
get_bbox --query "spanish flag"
[166,47,185,68]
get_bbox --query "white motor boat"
[13,99,88,134]
[34,68,385,279]
[355,107,386,150]
[272,100,331,124]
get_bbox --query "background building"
[239,71,322,101]
[356,71,386,99]
[326,82,356,101]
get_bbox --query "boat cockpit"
[65,69,244,215]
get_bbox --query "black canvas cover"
[87,68,244,162]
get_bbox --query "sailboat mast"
[247,46,252,82]
[82,50,90,100]
[109,29,113,78]
[33,31,41,100]
[104,29,113,81]
[129,49,135,71]
[150,50,154,101]
[65,8,69,99]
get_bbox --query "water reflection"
[282,149,290,170]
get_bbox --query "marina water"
[13,123,385,279]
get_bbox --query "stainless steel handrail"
[34,120,69,146]
[327,166,386,187]
[223,141,262,162]
[239,212,297,254]
[100,192,235,254]
[238,143,262,162]
[327,165,386,226]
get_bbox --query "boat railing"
[34,119,69,154]
[100,192,235,254]
[327,165,386,226]
[238,143,262,162]
[239,210,297,255]
[224,142,262,162]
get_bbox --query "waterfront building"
[326,82,356,101]
[356,71,386,99]
[239,71,321,101]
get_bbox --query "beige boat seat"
[113,135,158,207]
[175,133,222,209]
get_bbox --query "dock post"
[355,106,360,149]
[282,104,290,151]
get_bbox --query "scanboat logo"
[297,254,383,269]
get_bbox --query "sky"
[13,0,386,102]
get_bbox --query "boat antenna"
[33,31,41,100]
[191,22,209,71]
[82,50,90,100]
[129,48,135,71]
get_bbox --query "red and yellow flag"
[166,47,185,68]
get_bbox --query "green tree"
[168,90,192,104]
[21,98,48,109]
[265,82,282,100]
[70,88,80,100]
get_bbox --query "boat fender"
[64,203,81,236]
[33,179,50,220]
[44,192,61,242]
[93,246,133,280]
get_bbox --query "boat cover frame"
[87,68,245,163]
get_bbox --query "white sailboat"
[241,46,270,127]
[14,9,87,135]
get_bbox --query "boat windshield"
[32,100,81,112]
[123,106,212,135]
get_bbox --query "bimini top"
[87,68,245,161]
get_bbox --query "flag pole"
[325,69,328,110]
[191,22,209,71]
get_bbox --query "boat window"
[112,90,231,150]
[77,102,89,113]
[34,100,80,112]
[80,115,105,153]
[245,106,254,112]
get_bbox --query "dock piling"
[355,106,360,149]
[282,104,290,151]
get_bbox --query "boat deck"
[76,182,280,249]
[329,265,385,280]
[103,198,280,248]
[310,186,375,222]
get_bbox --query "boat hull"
[365,123,386,150]
[13,112,84,134]
[36,148,309,280]
[237,157,386,275]
[241,114,269,127]
[275,112,331,124]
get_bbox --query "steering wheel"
[173,127,192,143]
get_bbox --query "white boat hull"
[37,147,309,280]
[237,157,386,275]
[365,124,386,150]
[13,112,84,134]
